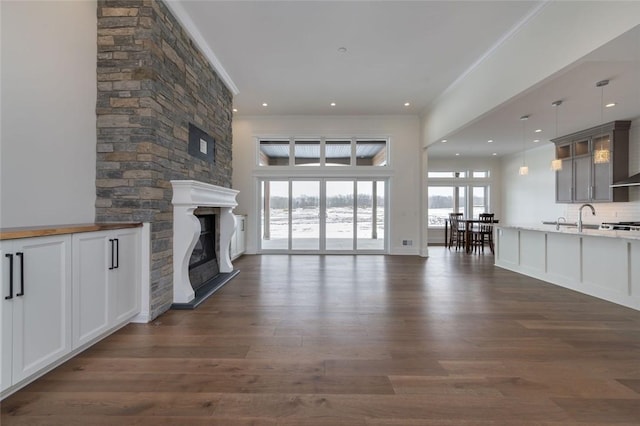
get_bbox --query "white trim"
[170,180,239,304]
[163,0,239,95]
[132,222,152,323]
[256,177,389,255]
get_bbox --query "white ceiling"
[427,24,640,158]
[176,1,640,158]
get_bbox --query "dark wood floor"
[2,249,640,425]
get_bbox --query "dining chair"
[448,213,465,251]
[471,213,495,254]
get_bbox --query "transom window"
[258,138,388,167]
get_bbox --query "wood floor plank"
[2,250,640,424]
[25,372,395,395]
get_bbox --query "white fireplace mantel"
[171,180,239,304]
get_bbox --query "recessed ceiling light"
[533,139,540,143]
[330,102,336,107]
[232,108,238,113]
[455,153,460,156]
[404,102,411,107]
[487,139,493,143]
[492,152,497,156]
[606,102,616,108]
[338,47,347,53]
[262,102,268,107]
[441,139,447,143]
[535,129,542,133]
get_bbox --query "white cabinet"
[72,228,140,348]
[1,225,142,398]
[495,226,640,311]
[230,214,246,260]
[1,235,72,393]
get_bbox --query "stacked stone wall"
[96,0,233,319]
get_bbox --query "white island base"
[495,226,640,311]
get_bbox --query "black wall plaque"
[188,123,215,163]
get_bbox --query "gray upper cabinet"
[552,121,630,203]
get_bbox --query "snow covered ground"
[261,207,384,250]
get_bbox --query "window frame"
[257,137,389,168]
[427,169,492,228]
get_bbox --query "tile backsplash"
[564,189,640,223]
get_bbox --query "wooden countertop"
[0,223,142,240]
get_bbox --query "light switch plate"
[199,139,207,154]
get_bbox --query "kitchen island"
[495,225,640,311]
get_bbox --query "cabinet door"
[592,161,612,202]
[72,232,110,348]
[111,229,140,324]
[11,236,71,384]
[1,241,15,392]
[555,160,573,203]
[573,156,591,202]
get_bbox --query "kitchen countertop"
[496,223,640,241]
[0,223,142,240]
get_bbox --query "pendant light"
[593,79,610,164]
[550,100,563,171]
[519,115,529,176]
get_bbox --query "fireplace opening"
[188,211,220,292]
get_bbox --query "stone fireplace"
[171,180,238,307]
[95,1,234,319]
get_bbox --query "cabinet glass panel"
[575,140,590,156]
[556,144,571,160]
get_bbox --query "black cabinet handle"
[109,239,115,270]
[114,238,119,269]
[16,252,24,297]
[5,253,13,300]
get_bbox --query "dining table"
[444,217,499,253]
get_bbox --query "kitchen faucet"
[556,216,566,231]
[578,204,596,232]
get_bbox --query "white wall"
[500,119,640,226]
[500,144,565,226]
[232,115,421,255]
[1,1,97,228]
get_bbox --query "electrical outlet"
[402,239,413,246]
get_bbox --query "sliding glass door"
[261,180,289,250]
[357,180,385,250]
[291,180,320,251]
[326,180,354,251]
[260,178,386,253]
